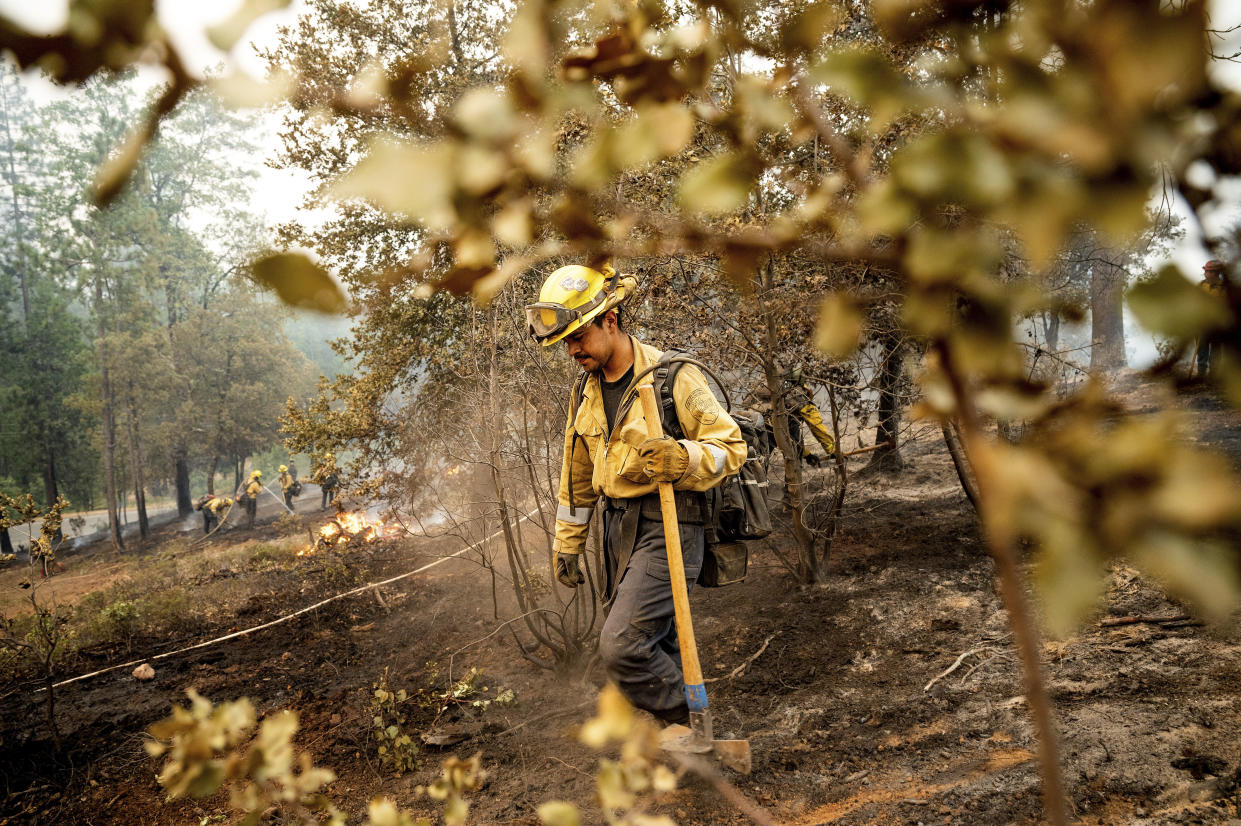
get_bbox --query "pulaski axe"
[637,384,752,774]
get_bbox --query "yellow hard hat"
[251,470,262,478]
[279,464,288,472]
[526,264,635,346]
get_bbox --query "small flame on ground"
[299,511,387,556]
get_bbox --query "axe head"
[659,724,753,774]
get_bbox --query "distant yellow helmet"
[279,464,288,472]
[526,264,636,346]
[251,470,262,478]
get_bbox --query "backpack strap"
[654,350,688,441]
[565,371,590,513]
[615,352,731,442]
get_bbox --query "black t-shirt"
[600,365,634,435]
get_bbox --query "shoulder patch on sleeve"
[686,387,720,425]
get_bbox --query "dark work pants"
[1197,336,1217,378]
[599,505,704,724]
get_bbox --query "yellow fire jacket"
[554,337,747,556]
[279,471,295,492]
[204,497,232,516]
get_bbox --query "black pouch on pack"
[699,540,748,587]
[714,409,773,542]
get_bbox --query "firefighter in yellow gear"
[786,367,835,462]
[1196,260,1228,379]
[201,496,233,534]
[313,452,339,509]
[278,464,298,511]
[240,470,263,528]
[529,263,746,725]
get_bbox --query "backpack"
[571,350,774,588]
[290,480,303,497]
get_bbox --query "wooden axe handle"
[637,385,707,702]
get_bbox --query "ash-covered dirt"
[3,381,1240,825]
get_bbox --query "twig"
[841,441,893,458]
[546,755,592,778]
[497,701,594,737]
[705,633,778,683]
[446,607,562,685]
[1099,614,1195,627]
[671,753,777,826]
[924,647,989,692]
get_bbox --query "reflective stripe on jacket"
[553,337,746,556]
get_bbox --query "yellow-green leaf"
[1129,535,1240,621]
[813,293,863,358]
[208,0,292,52]
[1128,266,1232,339]
[249,253,348,314]
[332,137,458,231]
[536,801,581,826]
[678,153,751,215]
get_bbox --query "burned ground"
[2,382,1241,825]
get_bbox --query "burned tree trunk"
[174,450,193,517]
[41,449,62,543]
[94,277,123,551]
[1089,264,1127,371]
[867,333,905,473]
[125,393,149,540]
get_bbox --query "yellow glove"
[554,551,585,588]
[637,437,689,482]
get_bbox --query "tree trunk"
[756,259,821,583]
[207,455,219,496]
[1044,310,1060,353]
[1089,264,1127,371]
[125,395,149,540]
[41,448,63,543]
[1,528,13,556]
[174,450,193,516]
[868,333,905,473]
[0,78,30,323]
[95,279,123,551]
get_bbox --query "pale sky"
[0,0,313,228]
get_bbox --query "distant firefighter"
[314,453,340,510]
[1197,260,1228,379]
[194,494,233,535]
[751,369,835,466]
[239,470,263,529]
[278,464,301,510]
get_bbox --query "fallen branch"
[1099,614,1196,628]
[497,700,594,737]
[924,647,990,692]
[841,441,893,458]
[705,632,778,684]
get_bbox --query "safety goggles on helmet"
[526,295,605,342]
[525,269,619,343]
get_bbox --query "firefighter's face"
[564,312,616,374]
